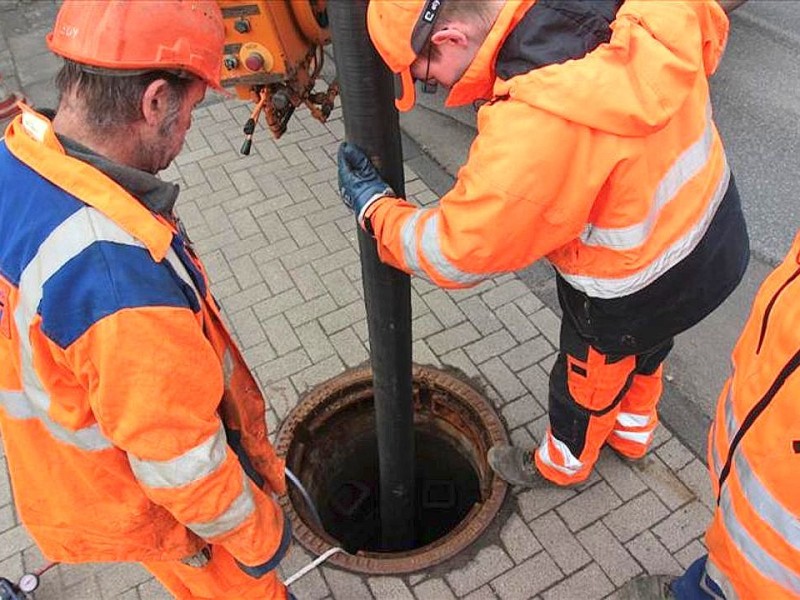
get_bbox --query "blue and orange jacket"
[0,107,289,570]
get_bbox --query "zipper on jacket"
[716,347,800,500]
[756,266,800,354]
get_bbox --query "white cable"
[284,547,344,586]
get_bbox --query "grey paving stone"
[413,339,440,366]
[500,513,542,563]
[414,577,457,600]
[0,459,10,505]
[458,296,504,336]
[463,585,500,600]
[556,482,622,533]
[413,312,445,341]
[445,545,514,596]
[603,491,670,543]
[281,547,330,600]
[480,358,528,404]
[593,451,648,502]
[95,563,152,599]
[517,363,551,407]
[490,551,562,600]
[228,307,268,349]
[501,395,544,430]
[651,502,713,553]
[481,281,530,309]
[256,348,312,388]
[0,525,32,562]
[329,327,369,368]
[516,484,576,523]
[428,322,482,355]
[465,330,517,365]
[137,577,173,599]
[529,309,561,347]
[628,455,695,511]
[625,531,682,576]
[673,539,708,570]
[322,566,373,600]
[318,300,366,334]
[263,314,302,356]
[229,254,263,290]
[223,282,272,315]
[292,354,346,392]
[0,553,24,586]
[281,241,330,271]
[656,438,695,471]
[0,504,16,532]
[577,521,642,586]
[440,348,481,381]
[322,270,361,307]
[258,259,294,296]
[496,303,540,343]
[290,263,327,300]
[285,295,338,327]
[541,563,614,600]
[677,459,716,512]
[296,320,336,363]
[368,576,414,600]
[530,511,590,575]
[424,289,467,329]
[501,337,554,373]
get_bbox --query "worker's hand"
[337,142,395,230]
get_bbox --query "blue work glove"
[337,142,395,229]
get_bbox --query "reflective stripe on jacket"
[703,230,800,599]
[0,108,286,567]
[367,0,747,352]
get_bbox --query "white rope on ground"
[284,546,344,587]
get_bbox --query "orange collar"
[445,0,536,107]
[4,106,173,262]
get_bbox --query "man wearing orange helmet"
[0,1,291,598]
[338,0,750,491]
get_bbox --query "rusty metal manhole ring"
[275,364,509,575]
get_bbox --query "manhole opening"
[301,405,481,553]
[277,365,509,574]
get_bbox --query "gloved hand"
[337,142,395,229]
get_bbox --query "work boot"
[487,444,550,488]
[614,574,677,599]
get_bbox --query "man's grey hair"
[55,60,193,133]
[419,0,501,61]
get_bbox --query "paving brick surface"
[0,6,722,597]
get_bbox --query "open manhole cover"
[275,364,509,574]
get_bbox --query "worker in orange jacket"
[0,2,291,598]
[338,0,750,488]
[618,227,800,598]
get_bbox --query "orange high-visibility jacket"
[368,0,748,354]
[705,230,800,599]
[0,108,288,568]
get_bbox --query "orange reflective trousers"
[535,318,673,484]
[143,546,288,599]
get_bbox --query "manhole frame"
[275,364,509,575]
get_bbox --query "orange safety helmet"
[46,0,226,91]
[367,0,445,112]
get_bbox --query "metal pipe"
[328,0,416,550]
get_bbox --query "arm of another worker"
[339,99,601,289]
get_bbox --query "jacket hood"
[494,0,729,136]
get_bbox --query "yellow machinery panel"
[217,0,337,146]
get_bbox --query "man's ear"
[141,79,170,126]
[430,26,469,48]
